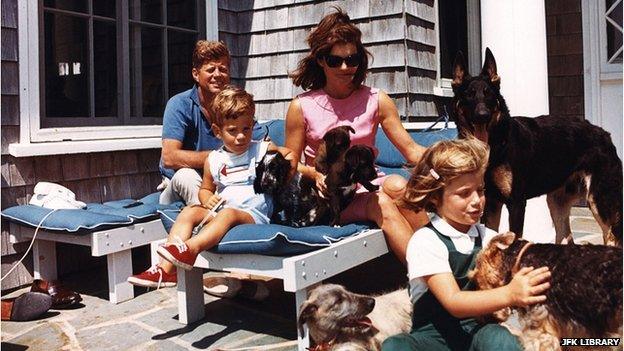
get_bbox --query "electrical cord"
[1,209,58,282]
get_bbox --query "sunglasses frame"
[322,53,362,68]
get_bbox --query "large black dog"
[452,48,622,245]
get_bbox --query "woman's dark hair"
[290,7,371,90]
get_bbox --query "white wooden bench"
[9,218,168,304]
[176,228,389,351]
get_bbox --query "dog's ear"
[452,51,469,89]
[481,48,500,86]
[346,126,355,134]
[493,231,516,250]
[297,301,317,335]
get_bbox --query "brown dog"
[298,284,412,351]
[315,126,379,226]
[470,233,623,350]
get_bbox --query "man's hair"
[400,137,490,213]
[212,86,255,126]
[192,40,230,68]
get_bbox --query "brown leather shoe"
[30,279,82,309]
[1,292,52,321]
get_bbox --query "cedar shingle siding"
[545,0,585,120]
[218,0,438,121]
[1,0,437,290]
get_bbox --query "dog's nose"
[366,297,375,310]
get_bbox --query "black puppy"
[316,127,379,226]
[254,151,330,227]
[452,48,623,245]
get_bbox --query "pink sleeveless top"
[298,86,380,166]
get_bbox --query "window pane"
[167,0,196,30]
[168,31,196,97]
[94,20,117,117]
[130,25,164,118]
[93,0,116,18]
[438,0,468,78]
[129,0,162,24]
[606,0,623,63]
[43,0,87,13]
[44,12,89,118]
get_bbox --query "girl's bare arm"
[425,266,551,318]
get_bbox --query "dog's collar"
[307,339,335,351]
[512,241,534,274]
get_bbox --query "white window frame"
[10,0,219,157]
[433,0,481,97]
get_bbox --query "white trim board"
[9,137,161,157]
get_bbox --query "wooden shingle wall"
[545,0,584,120]
[218,0,438,121]
[0,0,162,290]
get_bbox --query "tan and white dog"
[298,284,412,351]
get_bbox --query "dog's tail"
[586,134,623,246]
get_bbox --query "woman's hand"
[505,266,551,307]
[315,171,328,198]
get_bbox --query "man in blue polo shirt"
[158,40,265,205]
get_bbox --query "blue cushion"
[262,119,285,147]
[159,209,370,256]
[375,127,457,168]
[261,118,456,171]
[1,192,183,234]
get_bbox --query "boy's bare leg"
[184,208,255,255]
[160,206,206,273]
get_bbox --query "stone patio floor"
[0,207,604,351]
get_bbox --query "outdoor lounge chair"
[2,193,183,304]
[168,119,457,351]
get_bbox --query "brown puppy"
[315,126,356,174]
[470,233,623,350]
[316,126,379,226]
[298,284,412,351]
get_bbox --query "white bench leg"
[107,250,134,304]
[295,289,310,351]
[177,267,204,324]
[33,240,57,280]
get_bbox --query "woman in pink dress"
[285,8,429,263]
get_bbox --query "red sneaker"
[127,265,177,288]
[157,238,197,271]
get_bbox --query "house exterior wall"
[545,0,585,120]
[0,0,162,291]
[218,0,439,122]
[2,0,475,290]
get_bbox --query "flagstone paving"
[0,207,605,350]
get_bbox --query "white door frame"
[581,0,623,127]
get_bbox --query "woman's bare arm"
[378,91,427,164]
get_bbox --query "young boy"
[130,86,295,286]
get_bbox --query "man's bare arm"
[161,139,210,170]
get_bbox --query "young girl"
[382,138,551,351]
